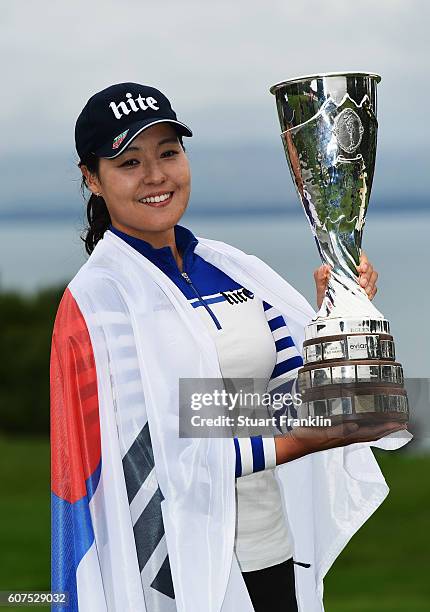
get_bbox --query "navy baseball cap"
[75,82,192,161]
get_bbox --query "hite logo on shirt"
[221,288,254,305]
[109,93,159,119]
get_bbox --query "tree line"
[0,285,66,435]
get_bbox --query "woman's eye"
[161,150,179,158]
[120,159,139,167]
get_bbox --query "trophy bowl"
[270,72,408,425]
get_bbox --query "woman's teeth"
[139,192,172,204]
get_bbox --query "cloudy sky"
[1,0,428,216]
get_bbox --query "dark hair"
[79,134,185,255]
[79,153,110,255]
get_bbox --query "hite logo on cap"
[112,129,129,150]
[109,92,159,120]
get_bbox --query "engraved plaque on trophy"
[270,72,408,423]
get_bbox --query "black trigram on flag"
[123,422,177,611]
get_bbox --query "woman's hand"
[314,252,379,310]
[275,420,407,464]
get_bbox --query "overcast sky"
[1,0,428,214]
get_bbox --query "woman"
[50,82,407,612]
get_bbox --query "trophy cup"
[270,72,408,423]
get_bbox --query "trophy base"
[299,317,409,424]
[305,317,391,341]
[304,327,395,364]
[301,385,409,425]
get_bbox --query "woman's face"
[83,122,191,242]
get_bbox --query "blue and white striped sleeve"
[263,301,304,432]
[264,300,304,390]
[233,302,305,477]
[234,435,277,477]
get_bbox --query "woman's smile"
[137,191,174,207]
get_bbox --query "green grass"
[0,437,50,611]
[324,449,430,611]
[0,439,429,611]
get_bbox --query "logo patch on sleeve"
[112,129,129,149]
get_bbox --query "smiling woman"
[50,82,405,612]
[80,123,191,267]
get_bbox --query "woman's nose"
[141,160,166,184]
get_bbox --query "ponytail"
[78,153,111,256]
[83,193,111,256]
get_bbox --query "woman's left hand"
[314,252,379,310]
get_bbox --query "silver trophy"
[270,72,408,423]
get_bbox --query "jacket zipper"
[181,271,222,330]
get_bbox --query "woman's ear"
[81,164,102,197]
